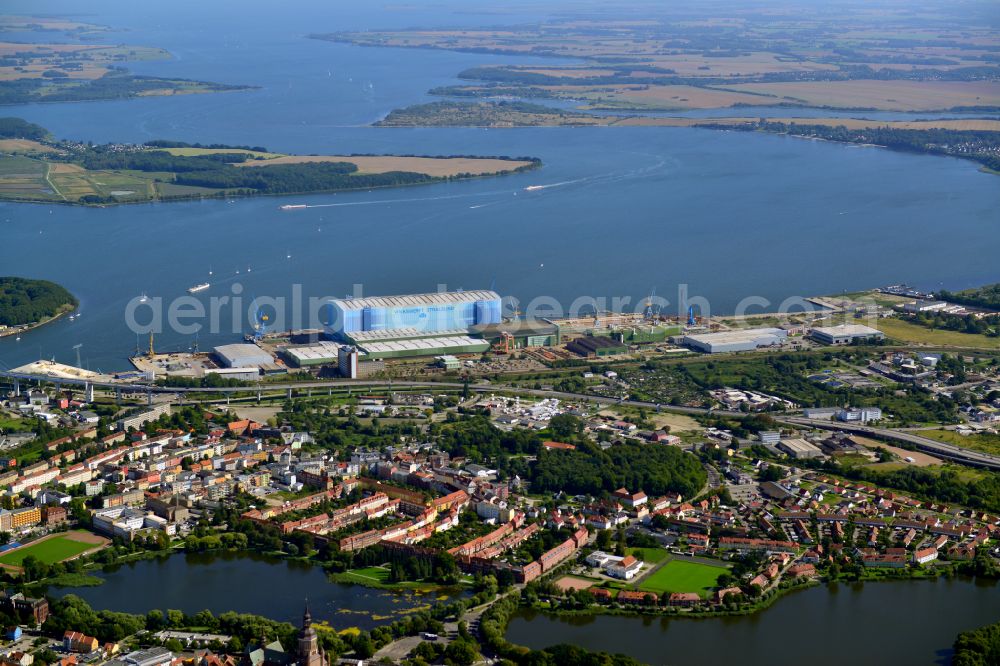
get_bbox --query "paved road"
[777,416,1000,470]
[5,370,999,470]
[372,634,426,662]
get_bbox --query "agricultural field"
[0,139,61,155]
[0,531,107,568]
[875,318,1000,351]
[0,20,252,105]
[616,116,1000,132]
[0,42,171,82]
[322,2,1000,118]
[236,154,536,177]
[723,80,1000,112]
[0,155,53,199]
[576,84,777,111]
[0,15,110,34]
[0,145,537,205]
[161,147,279,159]
[637,558,729,597]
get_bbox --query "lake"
[53,551,458,631]
[0,0,998,372]
[505,577,1000,666]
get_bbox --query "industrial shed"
[683,328,787,354]
[213,343,274,369]
[566,335,627,357]
[809,324,885,345]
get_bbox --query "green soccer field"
[0,535,96,566]
[638,559,728,597]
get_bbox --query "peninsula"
[0,276,76,337]
[0,119,540,205]
[0,15,252,104]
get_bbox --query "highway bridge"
[3,368,999,471]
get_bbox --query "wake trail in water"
[282,153,675,212]
[284,188,513,209]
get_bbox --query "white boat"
[281,204,307,210]
[188,283,210,294]
[524,185,545,191]
[139,292,148,303]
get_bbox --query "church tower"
[297,602,326,666]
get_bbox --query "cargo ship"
[188,283,210,294]
[280,204,307,210]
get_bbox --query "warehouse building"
[777,438,825,459]
[357,334,489,360]
[281,341,344,368]
[566,335,628,358]
[683,328,787,354]
[213,344,275,369]
[470,321,561,348]
[204,367,261,381]
[809,324,885,345]
[326,290,502,337]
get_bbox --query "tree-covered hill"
[0,117,48,140]
[0,277,77,326]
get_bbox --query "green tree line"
[0,276,76,326]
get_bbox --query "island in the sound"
[0,118,540,205]
[377,102,1000,174]
[0,15,253,104]
[0,276,77,338]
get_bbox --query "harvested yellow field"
[724,80,1000,111]
[0,139,58,154]
[47,163,85,174]
[237,155,533,176]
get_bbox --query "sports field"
[638,559,728,597]
[0,531,106,567]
